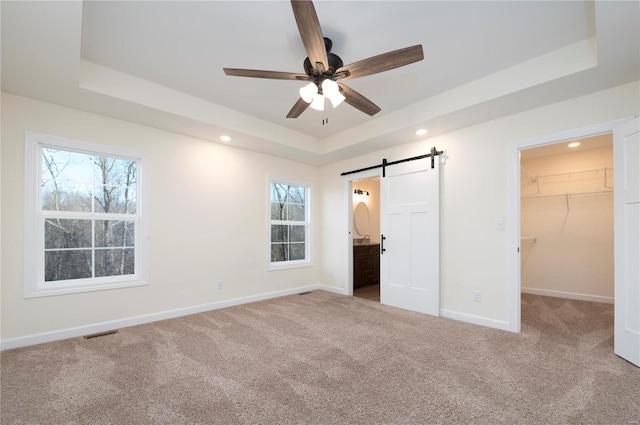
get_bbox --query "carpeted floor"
[1,291,638,424]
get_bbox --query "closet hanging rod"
[521,189,613,200]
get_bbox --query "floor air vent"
[298,291,311,295]
[84,330,118,339]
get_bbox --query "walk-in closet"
[520,134,614,303]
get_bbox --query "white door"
[380,157,440,315]
[614,117,640,367]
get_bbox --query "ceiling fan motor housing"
[303,37,344,77]
[303,53,344,77]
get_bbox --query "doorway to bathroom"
[352,177,381,302]
[344,150,442,316]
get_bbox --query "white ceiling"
[520,133,612,161]
[2,1,639,165]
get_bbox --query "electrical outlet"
[473,291,481,302]
[217,280,223,290]
[496,219,505,231]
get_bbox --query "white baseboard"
[439,309,512,332]
[318,284,349,295]
[521,287,614,304]
[1,284,345,351]
[6,285,525,350]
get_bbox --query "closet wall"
[521,141,614,302]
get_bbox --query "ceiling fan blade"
[286,97,311,118]
[224,68,311,81]
[338,83,381,116]
[291,0,328,73]
[335,45,424,81]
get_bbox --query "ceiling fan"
[223,0,424,118]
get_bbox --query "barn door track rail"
[340,147,444,177]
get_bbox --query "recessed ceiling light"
[416,129,428,136]
[568,142,581,148]
[220,135,232,142]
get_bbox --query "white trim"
[319,284,349,296]
[266,175,313,271]
[342,168,382,296]
[521,287,614,304]
[24,132,150,298]
[507,118,634,333]
[613,117,640,366]
[1,284,344,351]
[439,309,511,332]
[345,178,354,296]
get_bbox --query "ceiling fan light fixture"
[299,83,318,103]
[321,79,338,95]
[321,79,345,108]
[329,91,346,108]
[310,94,325,111]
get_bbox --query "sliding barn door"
[380,157,440,315]
[614,118,640,368]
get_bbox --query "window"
[268,179,311,269]
[25,132,148,297]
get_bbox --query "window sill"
[25,278,149,299]
[267,261,313,272]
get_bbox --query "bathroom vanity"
[353,243,380,288]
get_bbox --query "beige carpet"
[1,291,638,424]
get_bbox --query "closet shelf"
[521,167,614,195]
[533,167,612,180]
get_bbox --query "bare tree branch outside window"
[42,148,137,282]
[270,182,306,263]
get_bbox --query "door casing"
[343,168,382,296]
[507,117,634,332]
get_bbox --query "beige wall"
[521,144,614,300]
[321,82,639,324]
[1,81,638,345]
[1,93,322,341]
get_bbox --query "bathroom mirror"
[354,202,369,236]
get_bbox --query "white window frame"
[24,132,149,298]
[267,176,312,271]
